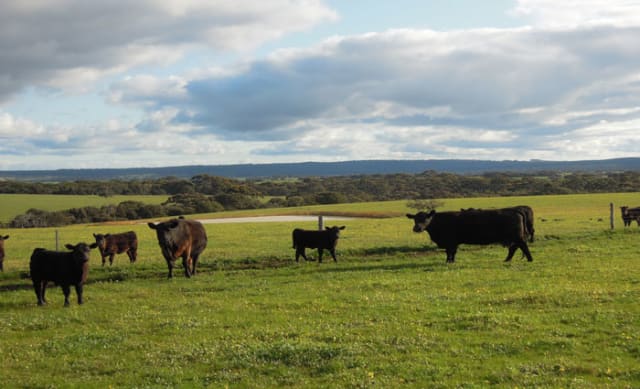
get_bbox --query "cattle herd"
[0,204,638,306]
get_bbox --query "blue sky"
[1,0,640,170]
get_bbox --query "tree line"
[3,171,640,228]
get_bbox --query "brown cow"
[0,235,9,271]
[93,231,138,266]
[148,218,208,278]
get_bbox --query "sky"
[2,0,640,171]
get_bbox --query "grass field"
[0,193,639,387]
[0,194,169,223]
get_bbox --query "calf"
[30,242,98,306]
[93,231,138,266]
[292,226,346,263]
[620,206,640,227]
[148,218,208,278]
[0,235,9,271]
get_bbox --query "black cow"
[148,218,208,278]
[0,235,9,272]
[292,226,345,263]
[462,205,535,242]
[93,231,138,266]
[620,206,640,227]
[29,242,98,306]
[407,209,533,263]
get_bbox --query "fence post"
[318,215,324,231]
[610,202,614,230]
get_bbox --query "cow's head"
[326,225,346,240]
[406,211,436,232]
[65,242,98,265]
[148,219,182,259]
[92,233,108,251]
[621,206,629,216]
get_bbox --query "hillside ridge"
[2,158,640,181]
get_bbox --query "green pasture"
[0,193,639,387]
[0,194,169,223]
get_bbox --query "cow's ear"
[65,244,75,250]
[93,233,97,238]
[1,235,8,240]
[428,210,436,217]
[406,214,415,219]
[148,222,157,230]
[339,226,346,230]
[89,243,98,249]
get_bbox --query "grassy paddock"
[0,194,169,223]
[0,193,639,387]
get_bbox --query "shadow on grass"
[0,245,442,293]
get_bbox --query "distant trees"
[4,170,640,227]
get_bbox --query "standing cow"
[292,226,346,263]
[93,231,138,266]
[0,235,9,271]
[620,206,640,227]
[407,209,533,263]
[30,242,98,306]
[148,218,208,278]
[462,205,535,242]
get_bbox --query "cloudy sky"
[2,0,640,170]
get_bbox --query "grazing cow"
[407,209,533,263]
[148,218,208,278]
[29,242,98,306]
[462,205,535,242]
[292,226,346,263]
[620,206,640,227]
[93,231,138,266]
[0,235,9,272]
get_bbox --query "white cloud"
[3,1,640,170]
[0,0,337,102]
[512,0,640,28]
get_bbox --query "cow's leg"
[41,281,48,304]
[182,252,192,278]
[317,248,323,263]
[296,247,309,262]
[191,253,200,276]
[33,279,44,305]
[109,253,115,266]
[128,248,137,263]
[445,247,457,263]
[329,248,338,262]
[101,255,106,266]
[166,259,174,279]
[518,242,533,262]
[61,285,71,307]
[504,244,518,262]
[75,284,84,305]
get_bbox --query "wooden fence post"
[55,229,60,251]
[610,203,614,230]
[318,215,324,231]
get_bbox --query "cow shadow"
[358,245,438,256]
[318,260,439,274]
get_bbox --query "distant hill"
[2,158,640,182]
